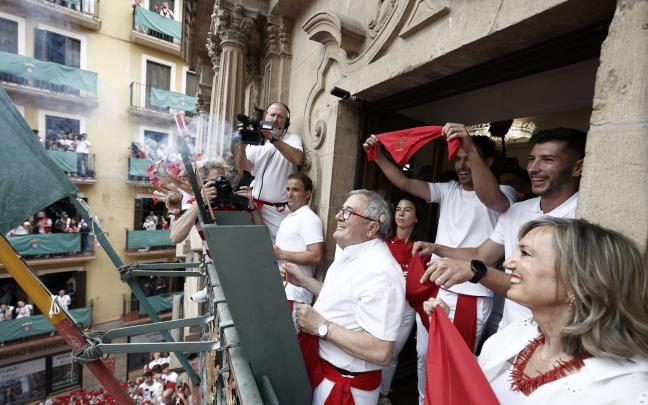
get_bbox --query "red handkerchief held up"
[366,126,460,164]
[425,306,499,405]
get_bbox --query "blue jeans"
[77,153,88,177]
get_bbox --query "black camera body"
[236,107,274,145]
[207,170,255,210]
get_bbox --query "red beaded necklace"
[511,335,588,395]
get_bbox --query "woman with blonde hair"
[425,217,648,404]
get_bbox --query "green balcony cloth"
[47,150,77,172]
[0,307,92,343]
[0,88,79,235]
[129,157,154,177]
[0,51,97,94]
[150,87,196,113]
[8,233,81,256]
[138,292,183,314]
[134,7,181,40]
[127,229,173,249]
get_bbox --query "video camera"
[236,107,275,145]
[207,170,255,210]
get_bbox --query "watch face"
[318,324,328,338]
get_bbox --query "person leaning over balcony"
[0,304,15,321]
[287,190,405,405]
[236,102,304,243]
[15,301,33,318]
[160,2,174,18]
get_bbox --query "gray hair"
[348,189,391,239]
[199,159,231,179]
[519,217,648,359]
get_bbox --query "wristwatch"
[469,260,487,283]
[317,320,332,340]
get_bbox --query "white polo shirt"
[490,192,578,329]
[314,239,405,373]
[427,181,516,297]
[275,205,324,305]
[246,132,303,203]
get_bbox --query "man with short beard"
[416,128,586,330]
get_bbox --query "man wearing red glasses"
[288,189,405,405]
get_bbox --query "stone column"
[207,4,254,159]
[578,0,648,252]
[262,16,292,105]
[194,63,213,155]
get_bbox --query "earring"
[567,294,576,308]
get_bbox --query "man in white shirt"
[58,290,71,311]
[418,127,586,330]
[364,123,515,403]
[75,133,91,177]
[236,102,303,242]
[293,190,405,405]
[273,173,324,329]
[138,373,163,403]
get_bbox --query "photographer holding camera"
[236,102,304,242]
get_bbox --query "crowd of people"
[45,130,92,178]
[153,101,647,404]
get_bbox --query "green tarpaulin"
[138,292,183,313]
[0,87,79,235]
[47,150,77,173]
[150,87,196,112]
[127,229,172,249]
[0,51,97,95]
[0,307,92,343]
[129,157,154,177]
[134,7,182,40]
[8,233,81,256]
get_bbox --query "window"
[44,115,81,151]
[0,17,18,53]
[148,0,176,17]
[185,71,197,97]
[34,29,81,68]
[50,352,81,393]
[146,61,171,111]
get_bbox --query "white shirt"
[490,193,578,329]
[0,306,14,321]
[427,181,516,297]
[75,139,90,154]
[275,205,324,305]
[58,294,71,311]
[479,317,648,405]
[314,239,405,372]
[246,132,303,203]
[138,381,163,402]
[15,304,33,318]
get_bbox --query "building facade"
[182,0,648,261]
[0,0,193,399]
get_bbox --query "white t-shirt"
[427,181,516,297]
[16,304,33,318]
[138,381,163,402]
[75,139,90,154]
[246,132,303,203]
[275,205,324,305]
[58,294,71,311]
[314,239,405,372]
[0,306,14,321]
[490,193,578,329]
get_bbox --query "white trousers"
[312,377,379,405]
[415,289,493,405]
[260,204,289,243]
[380,303,416,395]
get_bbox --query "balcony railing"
[46,150,96,182]
[125,229,174,252]
[129,82,196,118]
[0,307,92,345]
[8,233,85,258]
[127,156,154,184]
[5,0,101,30]
[132,6,181,46]
[0,51,98,101]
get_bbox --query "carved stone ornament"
[206,33,221,70]
[399,0,449,38]
[369,0,398,38]
[303,148,322,209]
[312,119,327,149]
[301,11,366,57]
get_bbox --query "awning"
[150,87,196,113]
[134,7,182,40]
[129,157,154,177]
[0,51,98,95]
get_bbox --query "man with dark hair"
[417,127,586,330]
[236,102,304,242]
[273,172,324,329]
[364,123,516,403]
